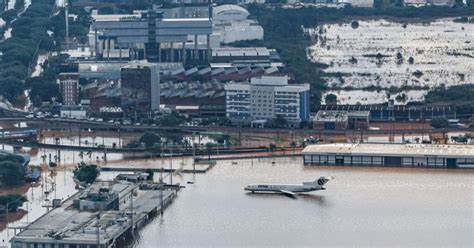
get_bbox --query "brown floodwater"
[1,152,472,247]
[125,157,473,248]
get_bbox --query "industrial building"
[212,5,264,44]
[60,105,88,119]
[90,10,213,63]
[313,110,370,130]
[225,75,310,126]
[58,73,80,106]
[314,104,457,122]
[77,61,183,80]
[403,0,455,6]
[11,180,176,248]
[81,79,121,113]
[121,61,160,117]
[211,47,281,67]
[161,81,226,116]
[302,143,474,168]
[338,0,374,7]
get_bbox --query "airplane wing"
[279,190,297,196]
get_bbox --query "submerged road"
[0,118,472,136]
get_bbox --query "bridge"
[0,117,472,136]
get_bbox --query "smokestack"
[65,0,69,48]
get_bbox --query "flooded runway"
[127,157,473,247]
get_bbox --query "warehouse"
[302,143,474,168]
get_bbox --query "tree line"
[0,0,90,105]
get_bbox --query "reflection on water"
[0,170,77,247]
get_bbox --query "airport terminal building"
[302,143,474,168]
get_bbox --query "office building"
[121,61,160,116]
[58,73,80,105]
[225,75,310,126]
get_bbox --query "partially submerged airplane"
[244,177,333,196]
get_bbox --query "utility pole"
[193,133,196,174]
[130,192,134,235]
[96,212,100,248]
[169,144,173,186]
[160,159,164,215]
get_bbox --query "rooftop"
[12,181,172,246]
[302,143,474,158]
[314,110,349,122]
[212,47,271,57]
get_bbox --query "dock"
[101,162,213,174]
[10,180,177,248]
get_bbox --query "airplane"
[244,177,333,196]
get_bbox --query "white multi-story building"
[225,76,310,126]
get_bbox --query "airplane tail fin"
[314,176,333,186]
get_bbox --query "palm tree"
[79,151,84,162]
[41,155,47,166]
[86,150,92,162]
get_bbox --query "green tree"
[0,77,24,102]
[0,161,26,186]
[205,142,215,160]
[396,52,403,64]
[272,115,287,128]
[325,94,338,105]
[157,112,187,126]
[73,162,99,184]
[0,195,27,213]
[28,77,60,103]
[351,20,359,29]
[269,143,277,152]
[145,169,154,180]
[430,117,449,129]
[138,132,161,148]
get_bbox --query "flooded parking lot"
[309,18,474,105]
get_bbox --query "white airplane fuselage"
[244,177,331,196]
[245,183,323,193]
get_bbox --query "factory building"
[403,0,455,6]
[77,61,183,80]
[313,110,370,130]
[211,47,281,67]
[225,75,310,126]
[302,143,474,169]
[161,81,226,116]
[91,10,213,63]
[314,104,457,122]
[213,5,264,44]
[338,0,374,7]
[121,61,160,117]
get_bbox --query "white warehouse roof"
[302,143,474,159]
[213,5,250,21]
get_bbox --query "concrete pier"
[10,180,177,248]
